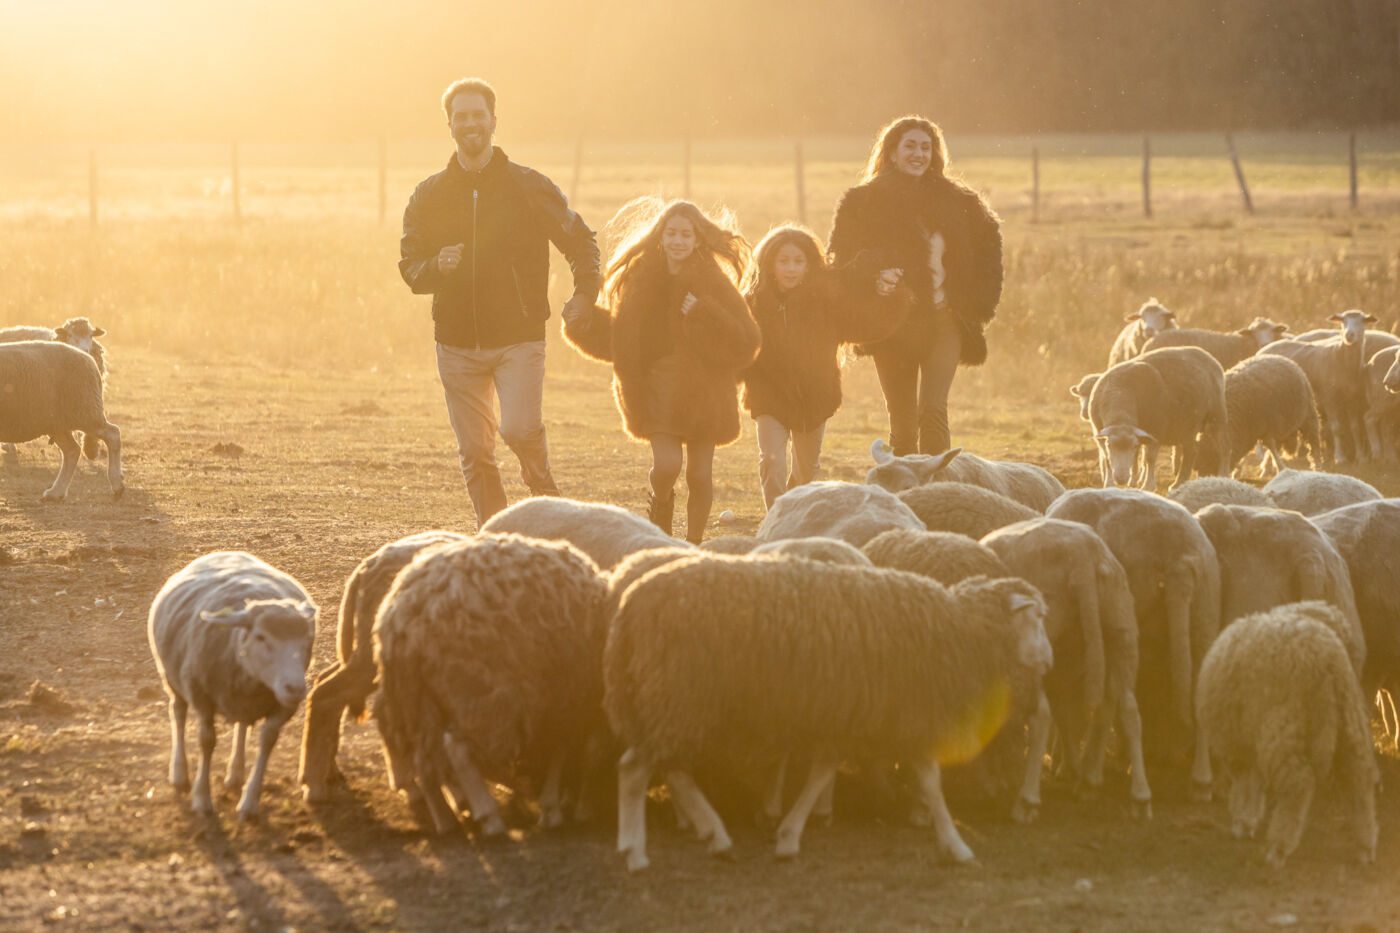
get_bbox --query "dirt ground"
[2,346,1399,932]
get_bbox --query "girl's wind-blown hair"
[863,115,948,182]
[741,224,827,299]
[602,197,752,303]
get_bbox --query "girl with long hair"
[827,116,1003,456]
[563,198,759,543]
[740,225,909,509]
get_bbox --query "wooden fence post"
[1141,136,1152,219]
[1350,132,1358,210]
[1226,132,1254,214]
[88,149,98,226]
[1032,146,1040,222]
[378,135,387,224]
[683,137,692,200]
[794,140,807,226]
[570,136,583,205]
[231,141,242,225]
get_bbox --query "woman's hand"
[876,268,903,296]
[680,293,699,315]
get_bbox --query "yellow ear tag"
[208,606,235,618]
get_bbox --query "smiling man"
[399,77,601,526]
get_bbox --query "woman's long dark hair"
[742,225,827,299]
[602,198,751,305]
[863,115,948,183]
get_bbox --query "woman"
[740,225,909,509]
[827,116,1003,456]
[563,199,759,543]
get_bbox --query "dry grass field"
[3,134,1400,930]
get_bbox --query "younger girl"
[563,199,759,543]
[741,226,909,509]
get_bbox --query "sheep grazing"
[1261,468,1381,517]
[750,536,872,566]
[698,534,760,554]
[0,317,108,375]
[1108,298,1178,367]
[982,518,1151,820]
[1045,488,1220,796]
[1312,499,1400,696]
[1194,505,1365,676]
[0,341,123,501]
[897,482,1038,540]
[148,552,317,821]
[606,557,1050,869]
[298,530,468,804]
[867,440,1066,510]
[479,496,685,569]
[1196,355,1323,478]
[862,528,1009,585]
[1140,318,1290,370]
[756,481,925,548]
[1070,373,1099,421]
[1166,477,1270,513]
[1363,345,1400,463]
[373,534,608,836]
[1088,346,1229,491]
[1196,602,1379,868]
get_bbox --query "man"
[399,77,601,525]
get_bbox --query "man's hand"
[680,293,699,315]
[876,268,903,296]
[437,243,465,274]
[561,294,591,324]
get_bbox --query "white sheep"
[1166,477,1271,513]
[1070,373,1100,422]
[1261,468,1381,517]
[1312,499,1400,698]
[479,496,686,569]
[148,552,317,821]
[866,440,1066,510]
[756,481,925,548]
[1108,298,1178,367]
[606,556,1050,870]
[1196,354,1322,478]
[698,534,760,554]
[896,482,1039,540]
[1139,317,1290,369]
[1196,602,1379,868]
[0,318,109,459]
[750,536,872,565]
[1363,345,1400,463]
[0,340,123,501]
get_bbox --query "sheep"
[862,528,1009,585]
[1166,477,1271,513]
[1312,499,1400,697]
[755,481,925,548]
[750,536,872,566]
[699,534,760,554]
[1088,346,1229,491]
[1195,355,1323,478]
[1196,602,1379,868]
[605,556,1051,869]
[1363,345,1400,463]
[1194,505,1365,676]
[479,496,686,570]
[1261,468,1381,517]
[297,530,468,804]
[0,317,108,375]
[373,533,609,836]
[981,518,1152,820]
[867,440,1066,510]
[0,340,123,501]
[1108,298,1178,367]
[1070,373,1099,421]
[148,551,317,821]
[1045,488,1220,797]
[1139,317,1290,370]
[896,482,1038,540]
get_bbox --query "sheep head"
[1095,425,1155,488]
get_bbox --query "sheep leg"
[297,660,359,803]
[40,431,81,501]
[167,695,190,793]
[1262,441,1286,478]
[758,752,789,830]
[814,770,834,827]
[1118,690,1152,820]
[1169,441,1198,491]
[537,750,567,829]
[191,708,218,815]
[1012,690,1052,824]
[411,743,459,835]
[616,747,652,872]
[911,758,975,863]
[1190,724,1213,802]
[1139,441,1160,490]
[1228,767,1264,840]
[1078,697,1111,796]
[236,709,290,822]
[1263,758,1315,869]
[664,770,733,858]
[441,734,506,837]
[774,750,838,859]
[1328,413,1350,465]
[225,722,247,791]
[98,422,123,498]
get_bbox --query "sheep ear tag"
[201,606,253,629]
[870,438,894,465]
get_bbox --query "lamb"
[1166,477,1271,513]
[981,518,1152,820]
[606,556,1051,869]
[479,496,685,569]
[147,552,317,821]
[373,534,608,836]
[1045,488,1220,796]
[1363,345,1400,463]
[1195,354,1323,478]
[1088,346,1229,491]
[867,440,1066,510]
[698,534,760,554]
[1312,499,1400,697]
[0,340,123,501]
[1261,468,1381,517]
[755,481,925,548]
[1070,374,1100,421]
[1196,602,1379,868]
[1139,317,1290,370]
[1108,298,1178,366]
[298,530,468,804]
[1194,505,1365,676]
[896,482,1038,539]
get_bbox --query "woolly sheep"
[298,530,468,804]
[981,518,1151,820]
[867,440,1066,510]
[373,534,608,836]
[1363,345,1400,463]
[1312,499,1400,696]
[1140,318,1290,370]
[1196,602,1378,868]
[897,482,1038,539]
[1196,354,1323,478]
[0,318,109,459]
[750,536,872,566]
[1070,373,1099,421]
[756,481,925,547]
[1261,468,1381,517]
[1045,488,1220,795]
[480,496,685,569]
[0,340,123,501]
[606,557,1050,869]
[1108,298,1178,367]
[862,528,1009,585]
[1194,505,1365,676]
[148,552,317,821]
[699,534,760,554]
[1088,346,1229,491]
[1166,477,1271,513]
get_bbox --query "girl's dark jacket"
[827,170,1003,365]
[740,254,912,433]
[563,251,761,446]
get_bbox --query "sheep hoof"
[190,794,214,816]
[112,485,125,501]
[625,849,650,873]
[943,840,977,864]
[1011,797,1040,824]
[236,804,261,824]
[1359,844,1377,866]
[774,836,800,860]
[1265,847,1288,870]
[476,813,507,838]
[301,782,328,805]
[39,489,66,502]
[707,837,735,860]
[1189,780,1213,804]
[1132,798,1153,822]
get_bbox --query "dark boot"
[647,489,674,536]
